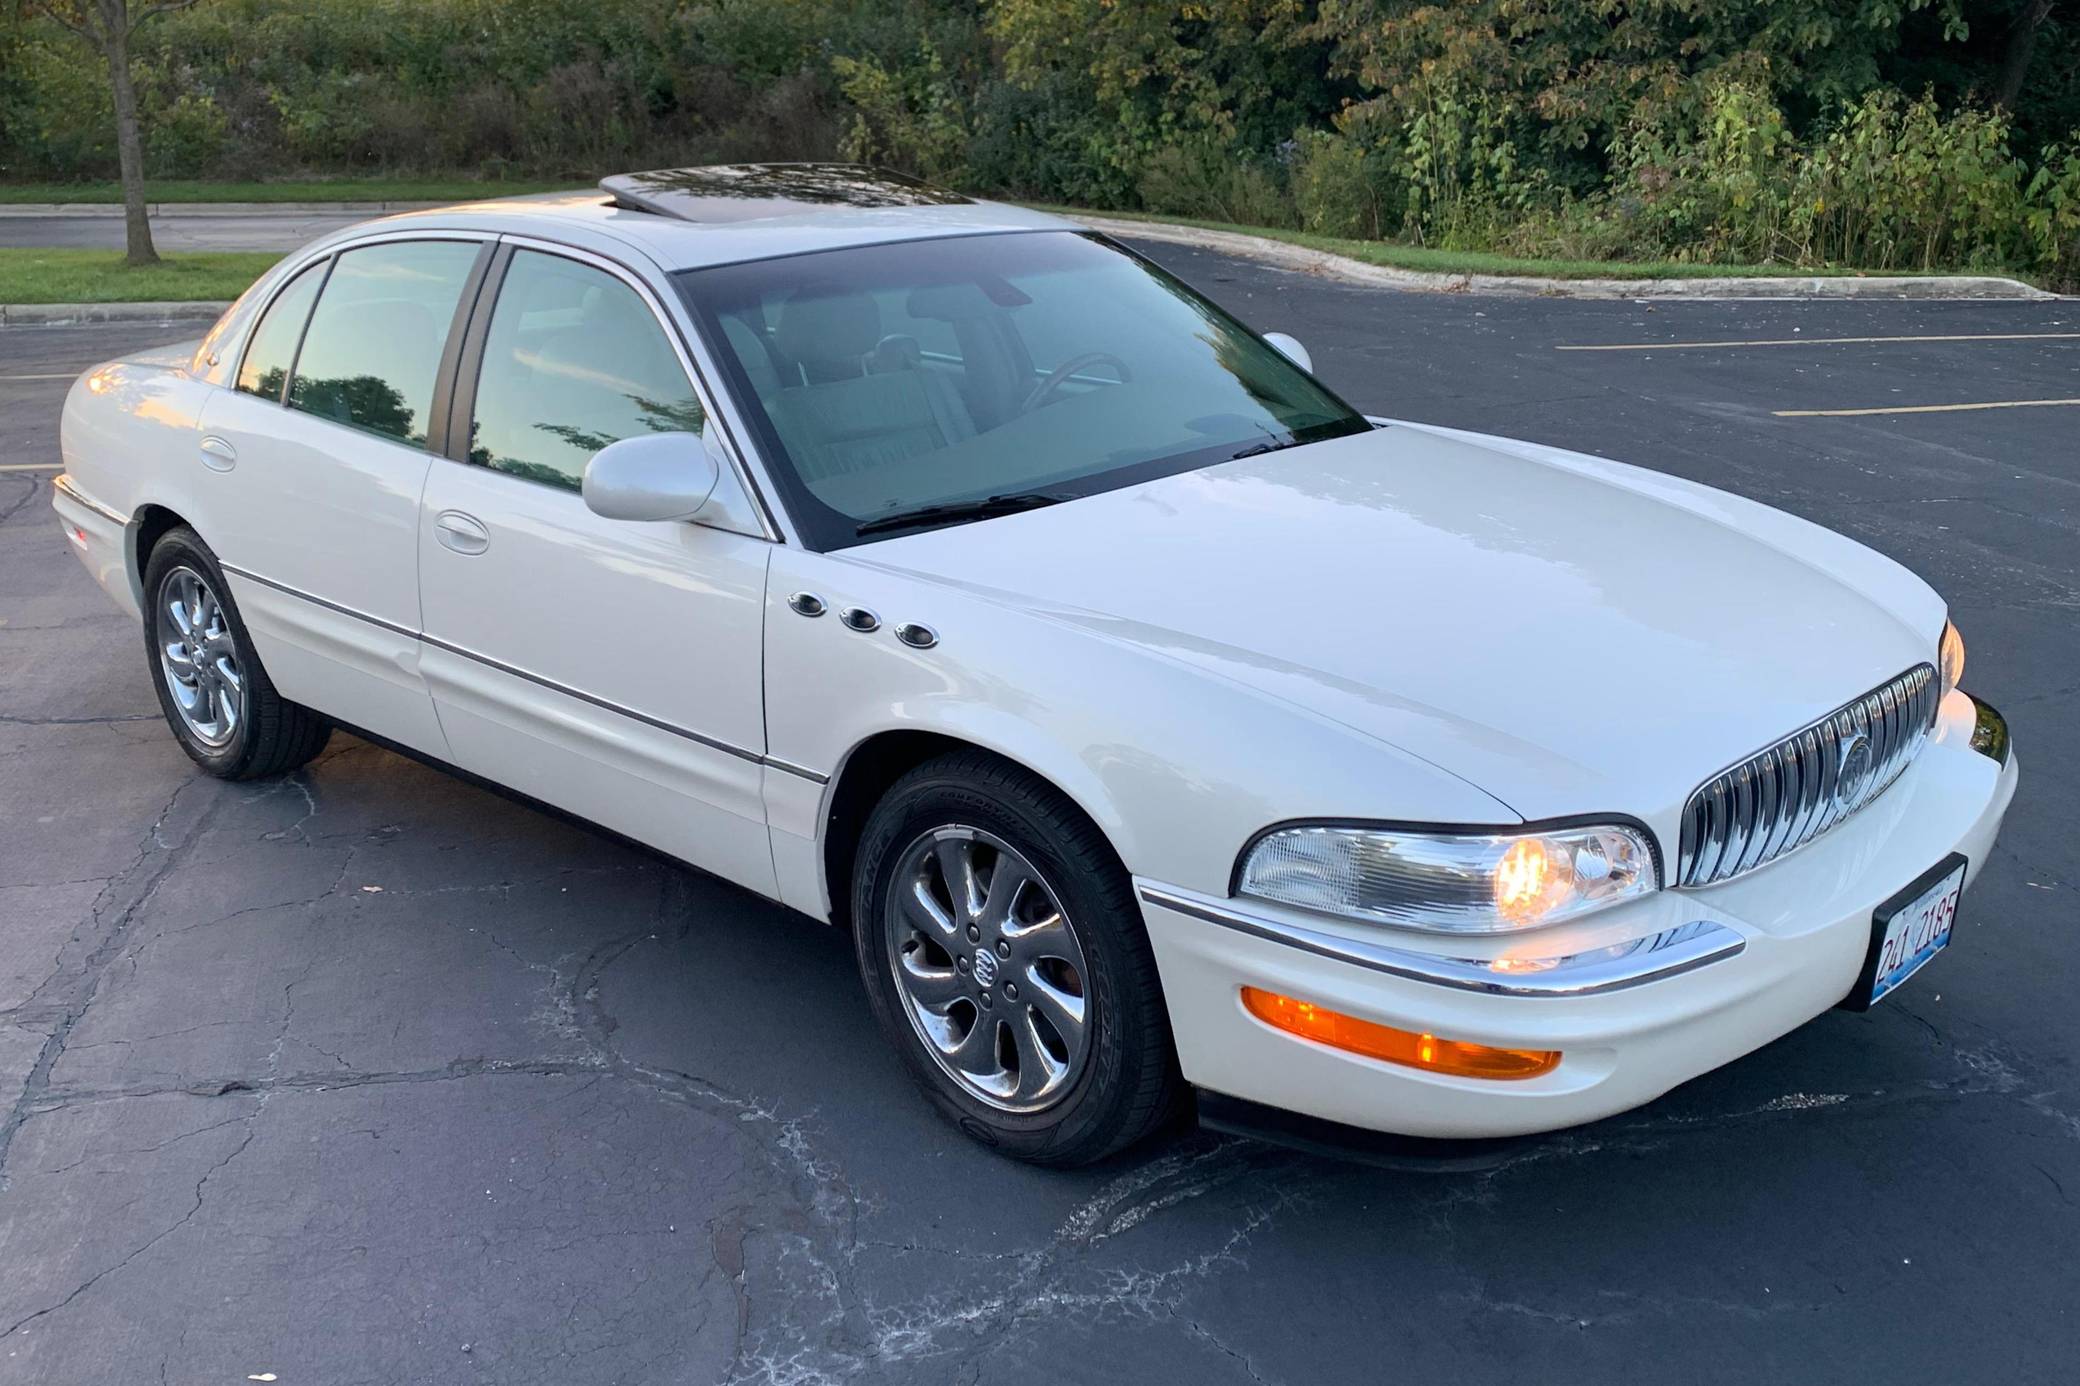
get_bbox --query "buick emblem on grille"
[1835,730,1876,811]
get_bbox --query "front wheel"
[142,526,331,780]
[850,751,1184,1165]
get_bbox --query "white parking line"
[0,462,61,472]
[0,373,82,381]
[1558,332,2080,352]
[1774,398,2080,418]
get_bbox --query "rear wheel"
[142,527,331,780]
[851,751,1183,1165]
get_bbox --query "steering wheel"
[1021,352,1133,413]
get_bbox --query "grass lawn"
[0,178,579,205]
[0,248,279,303]
[1035,204,2003,282]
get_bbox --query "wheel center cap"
[971,949,1000,987]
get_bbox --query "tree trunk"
[1996,0,2055,112]
[103,18,159,267]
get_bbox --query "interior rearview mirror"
[1262,332,1312,374]
[581,432,720,523]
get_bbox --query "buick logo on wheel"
[971,950,1000,987]
[1835,731,1876,811]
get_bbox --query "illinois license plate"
[1844,854,1966,1011]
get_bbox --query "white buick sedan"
[55,165,2017,1165]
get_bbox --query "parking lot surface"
[0,244,2074,1384]
[0,208,383,253]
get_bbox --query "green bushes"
[2,0,2076,286]
[1136,140,1293,228]
[1598,84,2046,273]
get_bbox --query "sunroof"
[600,164,972,224]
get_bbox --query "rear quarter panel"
[59,348,219,610]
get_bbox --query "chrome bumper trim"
[1138,884,1745,998]
[50,473,129,527]
[1966,693,2011,766]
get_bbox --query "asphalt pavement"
[0,209,383,253]
[0,244,2074,1385]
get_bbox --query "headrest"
[775,284,880,367]
[868,334,922,373]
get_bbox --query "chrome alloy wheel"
[884,826,1093,1112]
[157,566,243,748]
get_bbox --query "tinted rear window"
[288,240,479,447]
[235,261,325,401]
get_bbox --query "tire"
[851,750,1184,1166]
[141,526,332,780]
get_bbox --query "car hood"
[850,422,1944,830]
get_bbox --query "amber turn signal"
[1240,987,1560,1080]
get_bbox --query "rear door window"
[235,261,325,401]
[287,240,480,447]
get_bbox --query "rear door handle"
[433,510,490,555]
[199,436,237,472]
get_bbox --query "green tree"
[19,0,198,265]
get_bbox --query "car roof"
[365,163,1083,271]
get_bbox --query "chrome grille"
[1677,664,1939,887]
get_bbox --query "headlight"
[1237,822,1658,934]
[1938,620,1965,702]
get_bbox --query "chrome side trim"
[418,631,773,765]
[1137,885,1745,998]
[763,756,831,786]
[51,473,128,527]
[215,563,831,783]
[219,561,419,640]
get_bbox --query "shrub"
[1793,93,2029,271]
[1135,139,1294,228]
[1290,130,1394,239]
[2023,138,2080,290]
[832,41,970,185]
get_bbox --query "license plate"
[1844,854,1965,1011]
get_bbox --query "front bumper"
[1138,691,2018,1141]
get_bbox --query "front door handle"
[199,436,237,472]
[433,510,490,555]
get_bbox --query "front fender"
[762,546,1516,917]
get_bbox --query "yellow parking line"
[1774,398,2080,418]
[1558,332,2080,352]
[0,462,61,472]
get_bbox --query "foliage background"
[1,0,2075,283]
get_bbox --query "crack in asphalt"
[0,712,158,726]
[0,476,45,530]
[0,774,222,1190]
[4,751,2076,1378]
[0,1098,261,1343]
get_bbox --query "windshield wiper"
[1229,420,1364,460]
[1227,437,1306,461]
[853,491,1077,537]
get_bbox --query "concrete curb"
[0,200,451,217]
[1078,215,2058,301]
[1,300,230,326]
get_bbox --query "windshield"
[674,231,1368,548]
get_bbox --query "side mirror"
[1262,332,1312,374]
[581,432,720,523]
